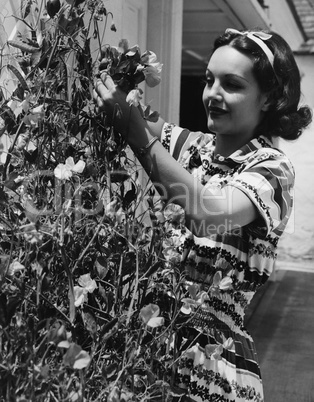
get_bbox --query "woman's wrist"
[133,136,159,158]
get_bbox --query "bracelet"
[135,136,159,157]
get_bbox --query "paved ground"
[245,260,314,402]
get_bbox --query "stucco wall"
[278,54,314,263]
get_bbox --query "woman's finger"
[100,72,116,90]
[94,78,110,99]
[92,89,107,111]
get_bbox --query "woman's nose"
[203,82,223,102]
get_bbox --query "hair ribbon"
[225,28,281,84]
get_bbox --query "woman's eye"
[225,81,242,89]
[204,77,214,86]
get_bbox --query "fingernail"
[100,72,107,81]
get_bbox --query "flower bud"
[46,0,61,18]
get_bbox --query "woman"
[94,29,312,401]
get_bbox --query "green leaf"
[23,148,38,164]
[3,172,21,191]
[82,310,97,335]
[122,182,137,210]
[95,256,109,279]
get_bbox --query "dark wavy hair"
[213,29,312,140]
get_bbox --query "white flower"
[210,271,233,296]
[139,303,164,327]
[147,316,164,328]
[116,207,126,223]
[8,260,25,276]
[180,291,210,315]
[125,45,141,57]
[16,132,30,151]
[143,63,162,87]
[163,203,185,226]
[54,163,73,180]
[23,104,45,127]
[54,157,86,181]
[74,273,98,307]
[126,88,143,107]
[65,157,85,174]
[23,226,43,244]
[78,273,97,293]
[163,228,186,248]
[162,246,181,264]
[0,116,6,135]
[141,50,158,64]
[205,338,234,360]
[104,198,118,218]
[74,286,88,307]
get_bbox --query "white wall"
[266,0,305,51]
[278,54,314,262]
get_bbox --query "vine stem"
[24,283,72,325]
[72,215,107,273]
[2,120,24,181]
[60,245,76,323]
[126,250,139,326]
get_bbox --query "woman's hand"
[93,72,165,144]
[93,73,131,136]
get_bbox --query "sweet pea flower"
[0,116,6,135]
[180,284,210,314]
[162,246,181,264]
[163,203,185,227]
[23,224,43,244]
[74,273,98,307]
[139,303,164,328]
[104,199,118,217]
[78,273,98,293]
[126,88,143,107]
[210,270,233,297]
[58,341,91,369]
[7,260,25,276]
[74,286,87,307]
[140,303,160,324]
[54,157,86,181]
[23,104,45,127]
[143,63,162,87]
[140,50,158,65]
[125,45,141,57]
[54,163,73,181]
[180,291,210,314]
[205,337,234,360]
[65,156,86,174]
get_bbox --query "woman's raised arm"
[94,74,259,237]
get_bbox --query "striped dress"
[160,124,295,402]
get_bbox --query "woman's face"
[202,45,269,142]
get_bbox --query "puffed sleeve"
[160,123,191,160]
[226,150,295,238]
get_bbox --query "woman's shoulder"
[161,123,215,158]
[246,136,293,165]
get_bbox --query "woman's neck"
[214,133,255,158]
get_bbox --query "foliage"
[0,1,190,401]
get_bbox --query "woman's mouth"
[208,106,227,116]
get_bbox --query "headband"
[225,28,281,84]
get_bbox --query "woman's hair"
[213,29,312,140]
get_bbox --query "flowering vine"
[0,1,188,401]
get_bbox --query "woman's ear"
[261,93,273,111]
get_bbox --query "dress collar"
[214,135,275,164]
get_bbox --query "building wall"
[278,54,314,262]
